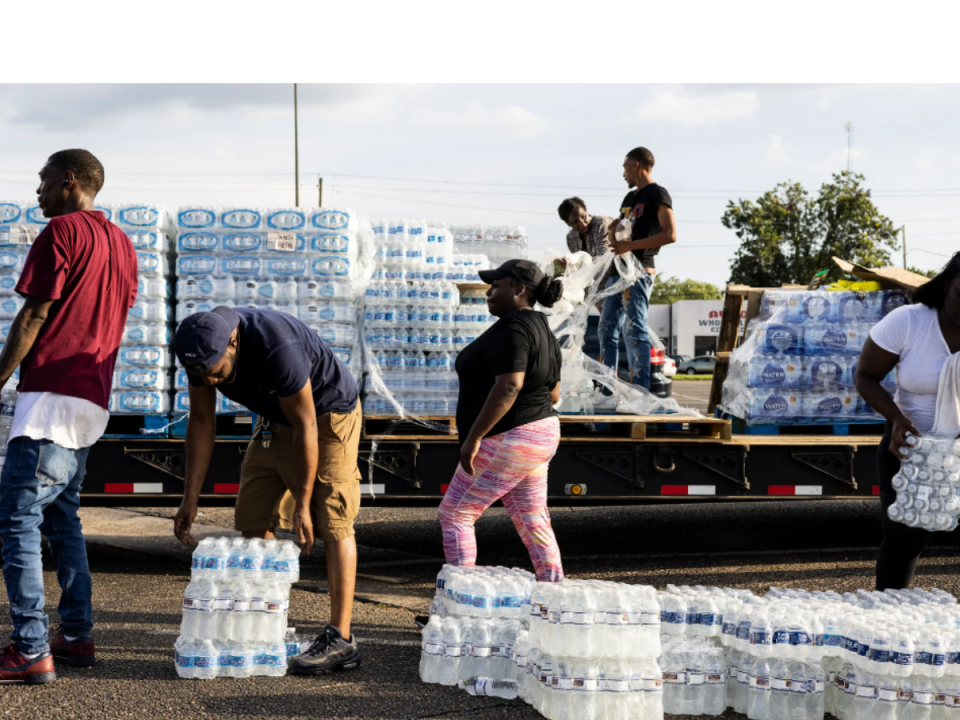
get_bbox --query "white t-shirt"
[869,304,954,434]
[10,391,110,450]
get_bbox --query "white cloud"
[413,103,549,140]
[765,133,789,164]
[625,89,759,127]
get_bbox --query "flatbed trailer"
[78,413,883,506]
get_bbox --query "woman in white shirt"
[855,253,960,589]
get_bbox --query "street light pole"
[294,83,300,207]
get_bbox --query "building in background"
[647,299,724,357]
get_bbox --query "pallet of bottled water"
[420,565,664,720]
[722,289,906,425]
[660,582,960,720]
[450,224,529,265]
[363,219,494,417]
[175,536,303,679]
[888,434,960,531]
[173,205,367,413]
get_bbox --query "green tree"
[651,277,723,304]
[723,172,900,287]
[907,266,938,280]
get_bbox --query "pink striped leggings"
[438,416,563,582]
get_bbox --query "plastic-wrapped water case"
[722,290,896,425]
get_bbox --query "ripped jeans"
[598,272,655,390]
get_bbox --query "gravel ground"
[2,502,960,719]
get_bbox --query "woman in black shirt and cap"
[437,259,566,581]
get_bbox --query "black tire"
[686,368,696,375]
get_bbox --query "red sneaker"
[0,644,55,685]
[49,630,96,668]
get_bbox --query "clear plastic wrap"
[887,435,960,532]
[721,289,904,424]
[538,231,698,417]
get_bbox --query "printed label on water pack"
[196,599,212,612]
[422,643,442,656]
[844,681,858,695]
[641,612,660,626]
[738,671,749,684]
[706,672,725,685]
[176,654,196,668]
[603,679,630,693]
[443,646,461,658]
[232,654,253,668]
[642,677,662,691]
[548,610,561,625]
[182,598,197,610]
[946,695,960,708]
[232,601,251,613]
[471,596,488,609]
[213,598,232,611]
[755,676,770,690]
[771,679,788,691]
[195,656,214,669]
[857,685,877,698]
[561,611,594,625]
[937,693,947,705]
[605,611,627,626]
[899,688,914,701]
[918,485,932,501]
[4,225,38,245]
[558,678,574,691]
[878,688,898,702]
[264,602,283,614]
[663,671,687,684]
[573,678,598,692]
[687,672,705,686]
[472,647,491,658]
[773,630,790,645]
[914,691,935,705]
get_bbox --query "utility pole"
[317,177,323,206]
[845,122,852,172]
[294,83,300,207]
[902,226,907,269]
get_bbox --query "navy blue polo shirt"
[188,308,357,424]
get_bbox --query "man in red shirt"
[0,150,138,684]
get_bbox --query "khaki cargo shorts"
[234,402,362,542]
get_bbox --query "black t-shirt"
[455,310,561,443]
[619,182,673,269]
[188,308,358,425]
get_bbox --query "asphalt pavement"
[3,500,960,719]
[668,378,711,415]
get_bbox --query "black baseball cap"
[174,306,241,373]
[478,259,545,288]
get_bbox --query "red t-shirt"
[15,210,138,409]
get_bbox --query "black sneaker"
[288,625,361,675]
[414,615,429,629]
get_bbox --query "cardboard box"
[831,256,931,292]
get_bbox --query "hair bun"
[535,276,564,308]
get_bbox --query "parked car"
[677,355,717,375]
[583,315,672,398]
[663,356,677,378]
[668,354,691,367]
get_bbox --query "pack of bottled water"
[450,225,529,265]
[722,290,906,425]
[362,220,495,418]
[658,582,960,720]
[887,434,960,531]
[173,206,368,413]
[421,565,665,720]
[175,536,303,679]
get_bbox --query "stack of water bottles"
[661,582,960,720]
[887,434,960,532]
[110,204,176,415]
[420,565,664,720]
[175,536,303,679]
[363,220,494,417]
[450,225,529,265]
[173,206,366,414]
[722,289,906,424]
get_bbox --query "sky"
[1,83,958,287]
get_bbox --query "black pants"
[875,421,944,589]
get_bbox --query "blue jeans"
[599,273,655,390]
[0,437,92,654]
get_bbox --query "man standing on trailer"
[0,150,138,683]
[603,146,677,391]
[173,306,363,675]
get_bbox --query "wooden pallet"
[361,413,732,441]
[362,415,456,439]
[102,413,172,439]
[717,410,884,437]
